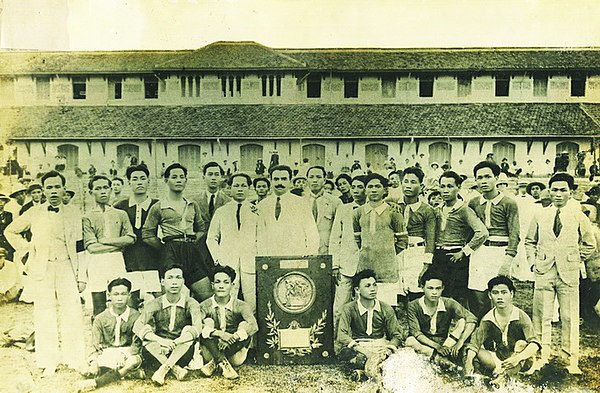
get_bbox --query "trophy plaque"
[255,255,334,365]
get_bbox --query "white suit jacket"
[206,200,259,274]
[5,203,85,282]
[256,192,319,257]
[304,191,341,255]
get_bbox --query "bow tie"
[48,206,60,213]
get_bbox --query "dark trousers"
[431,248,470,309]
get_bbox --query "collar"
[160,197,192,210]
[364,202,389,215]
[161,294,187,310]
[418,297,446,315]
[479,193,504,206]
[309,190,325,199]
[128,196,152,210]
[442,199,464,213]
[403,199,422,212]
[481,306,520,329]
[210,295,235,311]
[357,299,381,315]
[43,202,62,212]
[90,204,113,213]
[109,306,131,321]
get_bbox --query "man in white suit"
[257,165,319,257]
[207,173,259,311]
[5,171,87,376]
[525,173,596,374]
[305,166,341,256]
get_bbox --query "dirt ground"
[0,280,598,393]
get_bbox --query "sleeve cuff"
[236,328,249,341]
[137,325,153,340]
[462,245,474,256]
[348,340,358,349]
[202,326,215,339]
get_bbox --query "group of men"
[0,156,597,390]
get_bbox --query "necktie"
[209,194,215,218]
[275,197,281,220]
[236,203,242,230]
[48,205,59,213]
[114,314,122,346]
[312,197,318,222]
[553,209,562,237]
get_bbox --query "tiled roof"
[1,42,600,75]
[277,48,600,72]
[3,104,598,140]
[156,41,305,70]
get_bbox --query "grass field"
[1,280,599,393]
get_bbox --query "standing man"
[109,177,125,205]
[143,163,212,301]
[353,173,408,306]
[525,173,596,374]
[335,174,354,204]
[5,171,87,376]
[330,175,367,328]
[431,171,488,308]
[252,177,271,206]
[397,167,437,301]
[467,161,520,318]
[207,173,260,311]
[114,165,160,308]
[5,184,28,218]
[197,162,230,230]
[19,183,45,215]
[306,166,341,256]
[83,175,136,316]
[257,165,319,256]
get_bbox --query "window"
[495,75,510,97]
[344,75,358,98]
[261,75,282,97]
[144,76,159,99]
[36,76,50,100]
[457,76,472,97]
[533,74,548,97]
[307,75,321,98]
[571,75,586,97]
[108,77,122,99]
[419,76,433,97]
[221,75,242,97]
[72,77,86,100]
[381,76,396,98]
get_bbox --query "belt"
[484,240,509,247]
[408,242,426,248]
[163,234,196,243]
[436,246,463,252]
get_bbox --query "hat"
[430,162,439,168]
[65,190,76,197]
[526,181,546,195]
[0,193,10,201]
[497,173,509,186]
[9,184,27,198]
[27,183,42,192]
[535,189,551,203]
[586,185,600,197]
[518,179,528,187]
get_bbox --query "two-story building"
[1,41,599,177]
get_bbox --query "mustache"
[274,185,286,188]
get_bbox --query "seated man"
[133,264,202,385]
[336,269,402,380]
[405,270,477,365]
[198,265,258,380]
[464,276,540,380]
[76,278,142,392]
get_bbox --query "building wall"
[12,138,593,180]
[2,71,600,107]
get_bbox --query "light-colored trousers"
[33,259,86,370]
[533,265,579,362]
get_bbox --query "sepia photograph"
[0,0,599,392]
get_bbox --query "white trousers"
[33,259,86,370]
